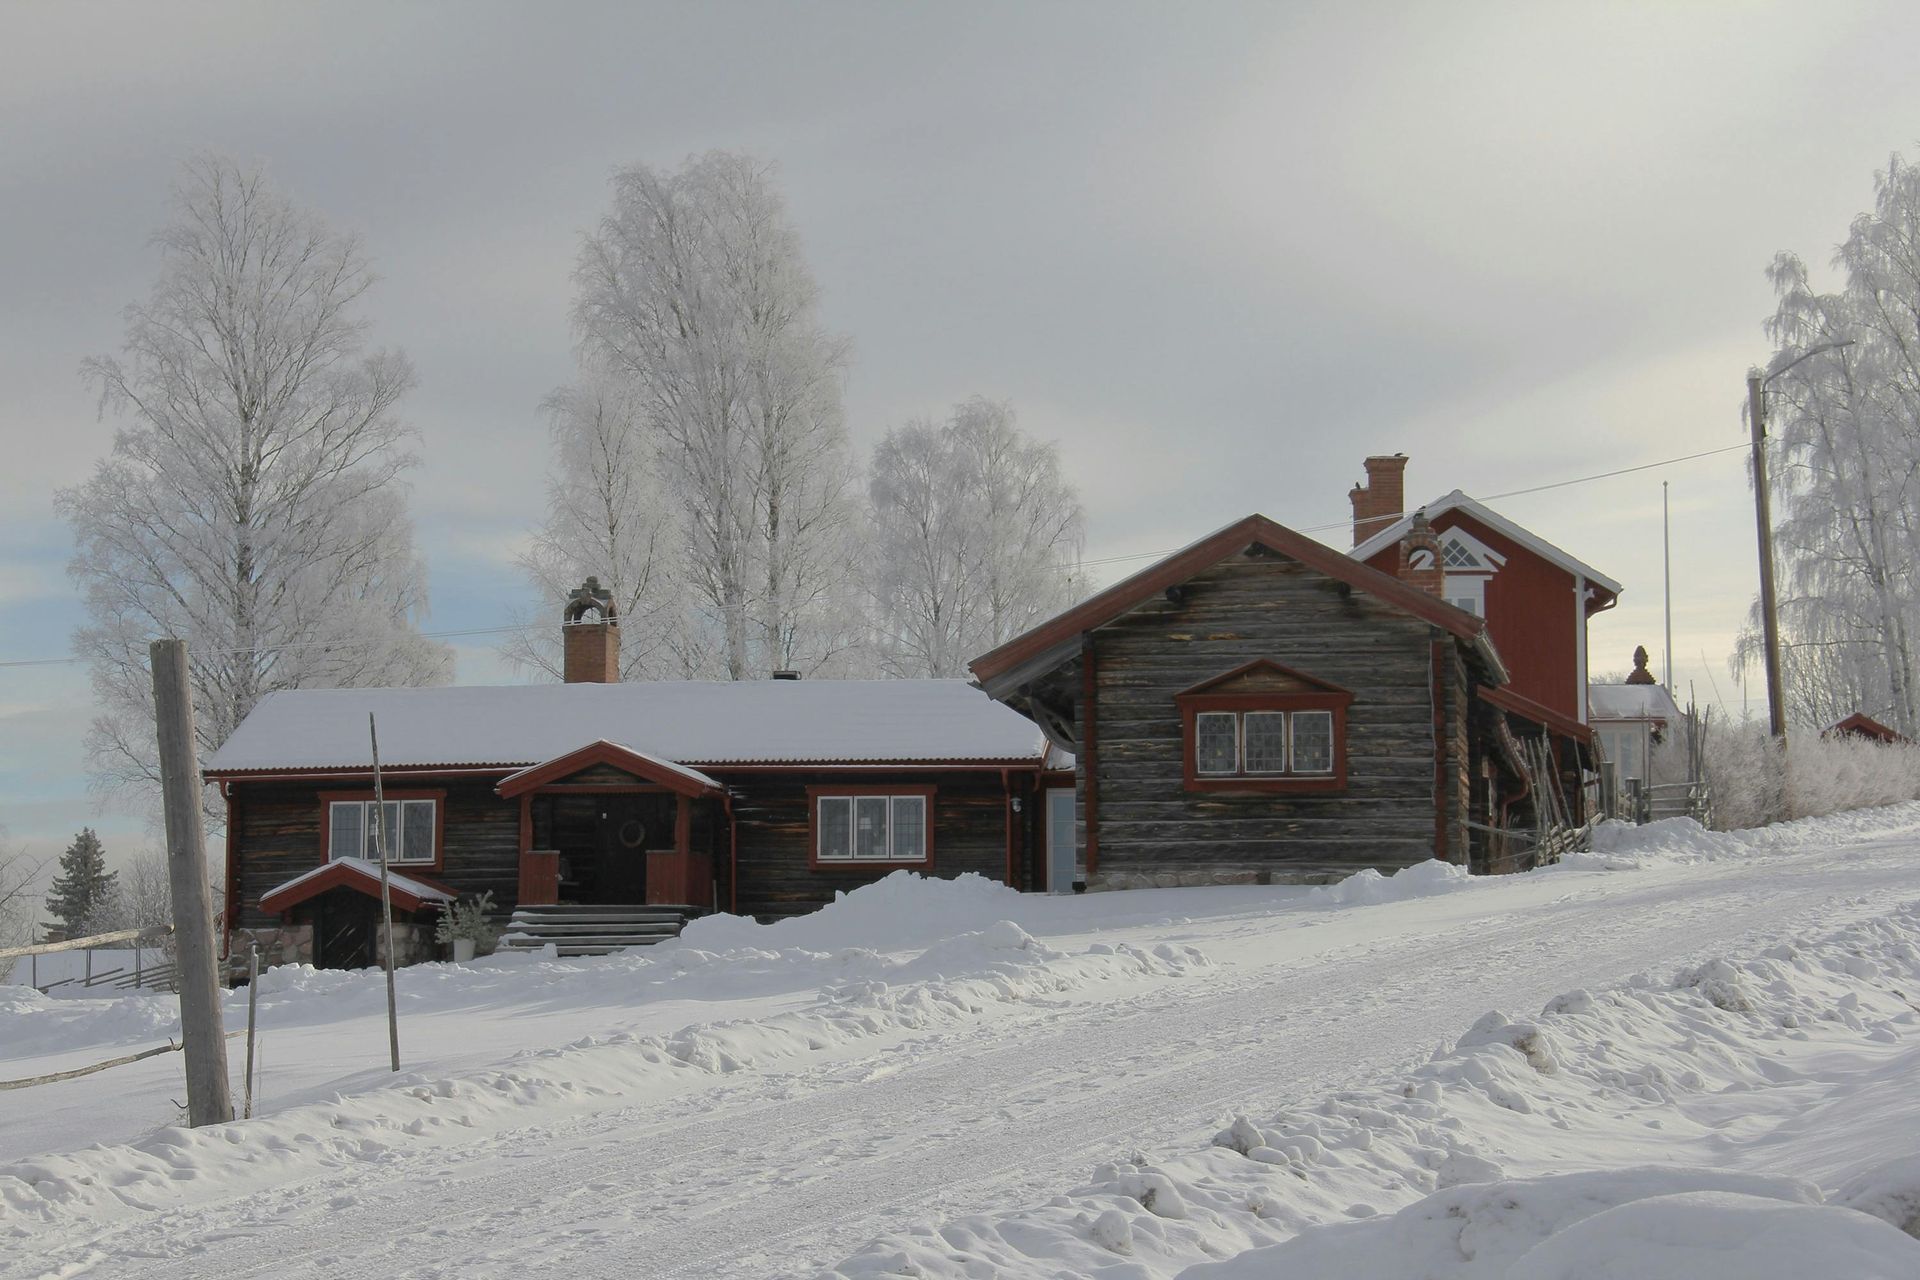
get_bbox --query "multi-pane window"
[1195,713,1239,775]
[328,799,437,865]
[1178,660,1353,793]
[1188,710,1337,778]
[815,793,931,864]
[1442,538,1479,569]
[1290,711,1334,774]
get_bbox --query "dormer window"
[1176,660,1352,793]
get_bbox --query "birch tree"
[1739,153,1920,734]
[504,364,696,679]
[573,152,857,679]
[868,398,1085,677]
[59,155,449,816]
[0,828,40,952]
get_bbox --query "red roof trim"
[259,862,458,916]
[969,514,1487,685]
[1174,657,1355,700]
[1479,685,1594,744]
[496,740,724,800]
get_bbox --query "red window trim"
[1176,693,1351,794]
[317,789,448,872]
[805,784,937,871]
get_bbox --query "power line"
[1069,440,1752,572]
[0,440,1753,671]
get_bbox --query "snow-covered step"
[499,904,694,955]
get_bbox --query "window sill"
[810,858,932,872]
[1184,777,1346,795]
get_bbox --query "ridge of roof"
[1350,490,1624,597]
[969,513,1505,690]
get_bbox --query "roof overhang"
[259,858,457,916]
[1480,685,1594,745]
[495,740,726,799]
[969,513,1500,699]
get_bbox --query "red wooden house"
[1347,454,1619,806]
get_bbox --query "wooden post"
[244,943,260,1119]
[149,637,232,1127]
[368,715,401,1073]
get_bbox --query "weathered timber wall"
[727,771,1012,921]
[231,777,519,930]
[1088,553,1461,883]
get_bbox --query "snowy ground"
[5,809,1920,1277]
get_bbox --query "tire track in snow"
[15,843,1918,1280]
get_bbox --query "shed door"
[1045,788,1078,894]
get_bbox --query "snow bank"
[1181,1173,1920,1279]
[680,870,1029,953]
[0,922,1208,1233]
[823,899,1920,1278]
[1309,858,1470,907]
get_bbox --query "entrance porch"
[497,740,727,913]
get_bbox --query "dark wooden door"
[596,796,651,903]
[312,894,375,970]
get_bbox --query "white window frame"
[1288,710,1336,776]
[1194,711,1241,776]
[328,798,437,866]
[1242,710,1288,775]
[814,793,932,865]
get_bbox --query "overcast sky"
[5,0,1920,869]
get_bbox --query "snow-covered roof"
[206,679,1052,774]
[1588,683,1682,723]
[258,857,455,915]
[1350,490,1623,598]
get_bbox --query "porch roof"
[496,740,726,799]
[258,857,458,916]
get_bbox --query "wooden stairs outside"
[498,904,695,957]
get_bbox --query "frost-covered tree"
[573,152,858,679]
[58,156,450,816]
[1738,153,1920,735]
[503,364,695,679]
[0,828,41,951]
[43,829,115,937]
[868,398,1085,677]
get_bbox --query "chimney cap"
[563,577,618,625]
[771,669,801,681]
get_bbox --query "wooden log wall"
[1087,553,1464,883]
[231,777,520,930]
[726,771,1015,921]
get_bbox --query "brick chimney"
[1349,454,1408,547]
[1398,512,1445,598]
[562,577,620,684]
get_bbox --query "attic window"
[1176,660,1352,794]
[1442,537,1479,569]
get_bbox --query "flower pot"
[452,937,477,963]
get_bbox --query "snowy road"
[8,816,1920,1279]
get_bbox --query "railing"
[1,926,177,994]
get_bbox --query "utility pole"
[1662,481,1673,691]
[1748,371,1788,743]
[150,638,232,1126]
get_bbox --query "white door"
[1045,788,1077,894]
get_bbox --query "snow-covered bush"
[1704,719,1920,829]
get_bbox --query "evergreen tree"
[44,828,116,936]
